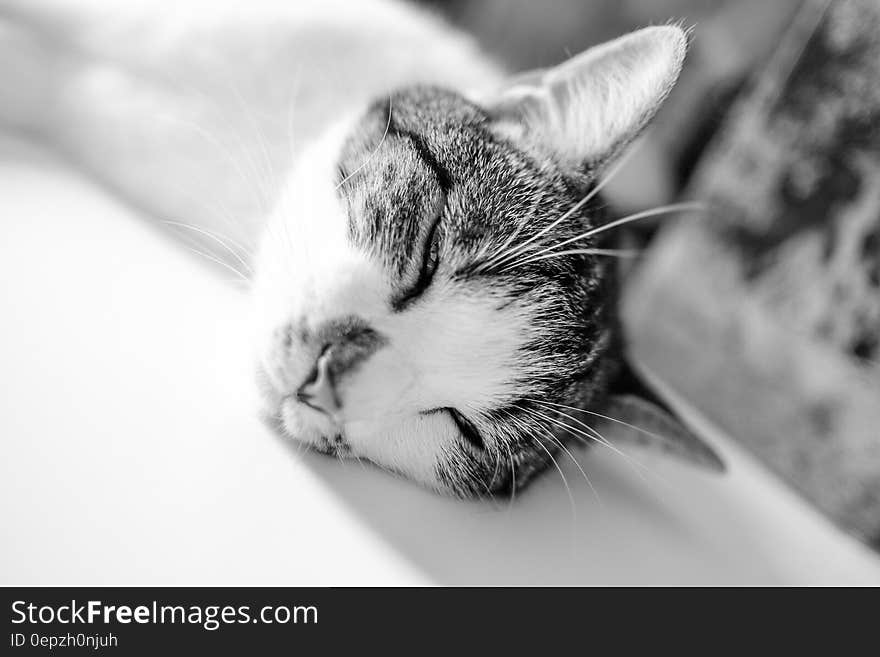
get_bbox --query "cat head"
[253,25,723,495]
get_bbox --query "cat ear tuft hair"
[598,355,726,473]
[483,25,689,170]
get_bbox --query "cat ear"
[483,25,688,170]
[598,356,726,473]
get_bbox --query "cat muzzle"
[296,346,340,416]
[294,323,387,416]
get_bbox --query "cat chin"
[274,397,466,493]
[274,388,525,497]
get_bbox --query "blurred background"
[419,0,802,216]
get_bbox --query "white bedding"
[2,140,879,585]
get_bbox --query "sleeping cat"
[0,0,723,495]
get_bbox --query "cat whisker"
[182,245,250,282]
[155,110,273,217]
[210,74,281,214]
[161,66,289,221]
[157,172,257,247]
[478,467,496,499]
[505,443,517,508]
[522,404,609,450]
[505,201,706,270]
[336,96,393,190]
[233,91,307,283]
[573,406,676,443]
[498,408,574,514]
[527,405,673,503]
[221,277,251,288]
[223,79,307,272]
[353,455,371,476]
[151,106,284,271]
[549,402,688,490]
[524,248,641,264]
[526,431,577,521]
[526,399,650,477]
[534,422,602,507]
[486,444,503,493]
[228,81,279,196]
[481,142,639,271]
[475,189,547,272]
[503,407,595,509]
[169,223,252,280]
[162,220,253,275]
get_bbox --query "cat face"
[253,26,723,495]
[254,87,617,494]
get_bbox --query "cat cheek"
[336,350,420,420]
[344,413,456,492]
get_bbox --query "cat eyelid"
[420,407,486,451]
[391,203,445,311]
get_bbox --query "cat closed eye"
[421,407,485,451]
[393,215,443,310]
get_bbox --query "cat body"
[0,0,723,495]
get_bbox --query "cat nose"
[296,345,340,415]
[294,321,387,416]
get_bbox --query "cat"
[0,0,724,496]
